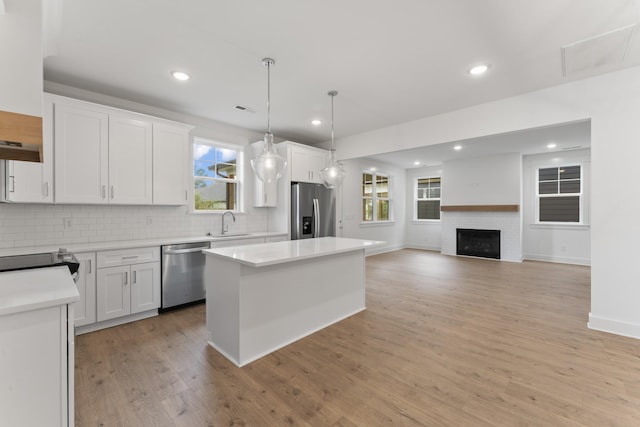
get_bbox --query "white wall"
[334,64,640,340]
[339,158,406,254]
[522,149,591,265]
[441,153,522,206]
[404,166,442,251]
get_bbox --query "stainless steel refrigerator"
[291,182,336,239]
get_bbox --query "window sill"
[360,221,395,228]
[529,223,590,230]
[411,220,441,225]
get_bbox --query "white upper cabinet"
[153,123,190,205]
[108,114,153,204]
[50,94,191,205]
[54,100,109,204]
[290,143,328,184]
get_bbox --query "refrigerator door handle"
[313,198,320,238]
[292,184,300,240]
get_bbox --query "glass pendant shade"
[321,90,345,189]
[319,150,345,189]
[251,132,287,183]
[251,57,287,183]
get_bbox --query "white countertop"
[0,231,288,257]
[203,237,385,267]
[0,267,80,317]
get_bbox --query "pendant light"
[251,58,287,183]
[319,90,345,188]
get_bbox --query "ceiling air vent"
[234,105,255,113]
[561,24,636,77]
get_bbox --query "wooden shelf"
[440,205,519,212]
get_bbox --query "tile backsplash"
[0,204,268,249]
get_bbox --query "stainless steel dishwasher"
[161,241,209,310]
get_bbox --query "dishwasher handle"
[163,246,208,255]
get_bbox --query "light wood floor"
[75,249,640,426]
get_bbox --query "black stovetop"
[0,250,80,275]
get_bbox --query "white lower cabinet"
[96,247,160,322]
[74,252,96,327]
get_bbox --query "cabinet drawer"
[97,246,160,268]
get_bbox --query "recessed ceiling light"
[171,71,191,81]
[311,119,322,126]
[454,145,462,151]
[370,167,377,172]
[414,161,421,166]
[468,64,490,76]
[547,142,557,148]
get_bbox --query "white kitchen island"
[203,237,383,367]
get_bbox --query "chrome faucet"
[221,210,236,235]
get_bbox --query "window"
[415,177,441,220]
[193,139,242,211]
[362,172,391,222]
[537,165,581,223]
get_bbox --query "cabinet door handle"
[44,182,49,197]
[87,259,91,274]
[9,176,15,193]
[110,186,115,199]
[185,190,188,201]
[102,185,106,199]
[133,270,136,284]
[124,271,128,285]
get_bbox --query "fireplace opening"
[456,228,501,259]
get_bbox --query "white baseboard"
[404,244,441,252]
[588,313,640,339]
[524,253,591,266]
[75,310,158,335]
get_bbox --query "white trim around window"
[414,176,441,221]
[191,137,244,213]
[534,162,587,226]
[361,171,393,223]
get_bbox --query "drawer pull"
[122,255,139,260]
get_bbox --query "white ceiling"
[362,120,590,169]
[43,1,640,147]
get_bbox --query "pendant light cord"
[331,93,335,152]
[266,61,271,134]
[328,90,338,152]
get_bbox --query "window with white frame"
[193,138,242,211]
[362,172,391,222]
[415,177,441,220]
[537,165,581,223]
